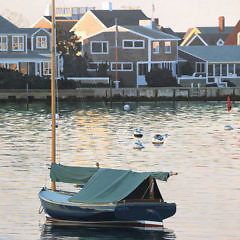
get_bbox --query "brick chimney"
[219,16,225,32]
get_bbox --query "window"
[36,36,47,49]
[88,62,98,71]
[111,62,133,71]
[164,41,171,53]
[56,7,70,15]
[56,8,64,14]
[43,62,51,75]
[123,40,144,49]
[196,62,205,73]
[91,41,108,54]
[0,36,7,51]
[12,36,24,51]
[237,32,240,45]
[152,41,159,53]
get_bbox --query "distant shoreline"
[0,87,239,102]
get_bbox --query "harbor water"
[0,101,239,240]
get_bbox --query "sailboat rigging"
[39,0,178,229]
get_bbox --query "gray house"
[81,25,180,87]
[178,45,240,87]
[0,16,61,78]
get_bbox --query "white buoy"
[152,134,164,144]
[124,104,130,111]
[134,129,143,138]
[224,124,233,131]
[47,113,60,120]
[133,140,144,149]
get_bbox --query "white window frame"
[87,62,110,72]
[195,62,205,73]
[164,41,171,54]
[122,40,145,49]
[237,32,240,45]
[111,62,133,71]
[152,41,159,54]
[90,41,108,54]
[216,38,224,46]
[0,35,8,51]
[12,35,24,51]
[36,36,47,49]
[43,62,51,76]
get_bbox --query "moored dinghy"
[39,0,177,230]
[39,164,177,229]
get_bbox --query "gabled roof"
[225,20,240,45]
[0,52,50,60]
[179,46,240,63]
[187,33,230,46]
[197,26,234,34]
[181,26,234,46]
[82,25,181,41]
[91,10,150,27]
[44,15,82,21]
[123,26,181,40]
[0,16,22,34]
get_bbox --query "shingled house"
[180,17,233,46]
[178,45,240,87]
[81,24,180,87]
[0,16,60,77]
[70,9,150,39]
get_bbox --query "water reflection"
[0,101,240,239]
[40,224,176,240]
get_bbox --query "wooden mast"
[51,0,56,191]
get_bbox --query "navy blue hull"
[39,189,176,226]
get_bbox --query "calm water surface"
[0,101,239,240]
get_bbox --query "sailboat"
[39,0,177,229]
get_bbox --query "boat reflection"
[40,224,176,240]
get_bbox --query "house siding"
[83,29,178,87]
[151,40,177,61]
[32,30,51,53]
[187,37,206,46]
[224,21,240,45]
[73,12,106,39]
[33,19,51,29]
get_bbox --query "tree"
[56,30,89,77]
[145,68,179,87]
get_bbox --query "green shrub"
[145,68,179,87]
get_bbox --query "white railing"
[66,77,110,84]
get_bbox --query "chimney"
[153,18,159,25]
[219,16,225,32]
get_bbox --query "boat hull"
[39,189,176,229]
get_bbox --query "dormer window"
[0,35,7,51]
[36,36,47,49]
[12,36,24,51]
[216,38,224,46]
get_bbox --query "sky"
[0,0,239,31]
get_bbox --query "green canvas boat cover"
[68,168,170,203]
[50,164,98,184]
